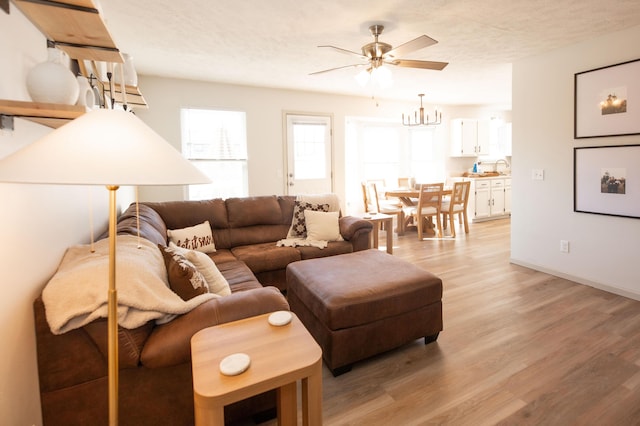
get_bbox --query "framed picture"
[574,144,640,219]
[574,58,640,139]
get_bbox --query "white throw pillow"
[303,210,342,241]
[169,242,231,296]
[167,221,216,253]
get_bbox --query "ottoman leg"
[330,364,353,377]
[424,332,440,345]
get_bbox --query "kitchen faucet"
[494,159,510,174]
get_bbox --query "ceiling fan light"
[355,69,371,86]
[371,66,393,89]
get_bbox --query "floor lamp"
[0,109,210,425]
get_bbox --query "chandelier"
[402,94,442,126]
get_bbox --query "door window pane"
[293,123,326,180]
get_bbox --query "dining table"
[385,186,453,236]
[385,187,452,207]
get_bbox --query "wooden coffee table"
[191,312,322,425]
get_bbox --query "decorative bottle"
[26,43,79,105]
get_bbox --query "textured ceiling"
[99,0,640,108]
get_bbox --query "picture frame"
[574,144,640,219]
[574,58,640,139]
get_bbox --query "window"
[361,124,401,184]
[181,108,248,200]
[345,118,444,213]
[409,128,443,183]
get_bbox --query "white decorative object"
[76,75,95,108]
[26,47,79,105]
[113,53,138,86]
[219,353,251,376]
[268,310,293,326]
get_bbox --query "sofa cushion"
[296,241,354,260]
[116,203,167,246]
[216,260,263,292]
[286,201,330,238]
[226,195,283,228]
[159,245,210,301]
[167,220,216,253]
[304,210,342,241]
[169,242,231,296]
[231,242,301,274]
[143,199,229,230]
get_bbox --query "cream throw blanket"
[43,235,217,335]
[277,193,342,248]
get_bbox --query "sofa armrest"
[339,215,373,241]
[140,286,289,368]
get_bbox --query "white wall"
[134,77,510,214]
[511,24,640,299]
[0,9,130,425]
[134,76,424,209]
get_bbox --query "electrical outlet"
[532,169,544,180]
[560,240,569,253]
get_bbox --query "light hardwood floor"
[262,219,640,425]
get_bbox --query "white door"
[285,113,333,195]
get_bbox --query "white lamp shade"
[0,109,210,186]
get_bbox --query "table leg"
[278,382,297,425]
[384,217,393,254]
[371,222,380,249]
[301,361,323,426]
[194,400,224,426]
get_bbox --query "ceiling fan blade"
[318,45,369,61]
[390,59,448,71]
[385,35,437,59]
[309,63,368,75]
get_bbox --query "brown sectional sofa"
[33,195,372,426]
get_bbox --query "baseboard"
[509,258,640,302]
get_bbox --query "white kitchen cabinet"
[470,179,491,219]
[450,119,490,157]
[477,120,490,156]
[460,177,511,222]
[490,179,506,216]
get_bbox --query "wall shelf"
[2,0,148,128]
[12,0,123,63]
[0,99,85,128]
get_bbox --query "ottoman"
[286,249,443,376]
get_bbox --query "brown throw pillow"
[158,244,209,301]
[286,201,330,238]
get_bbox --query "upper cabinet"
[450,119,490,157]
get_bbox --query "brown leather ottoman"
[286,249,443,376]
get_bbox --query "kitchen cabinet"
[453,177,511,222]
[450,119,490,157]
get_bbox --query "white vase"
[113,53,138,86]
[76,75,95,108]
[26,47,79,105]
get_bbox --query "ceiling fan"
[310,24,448,76]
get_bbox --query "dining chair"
[397,177,410,188]
[361,181,405,235]
[406,182,444,239]
[441,181,471,237]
